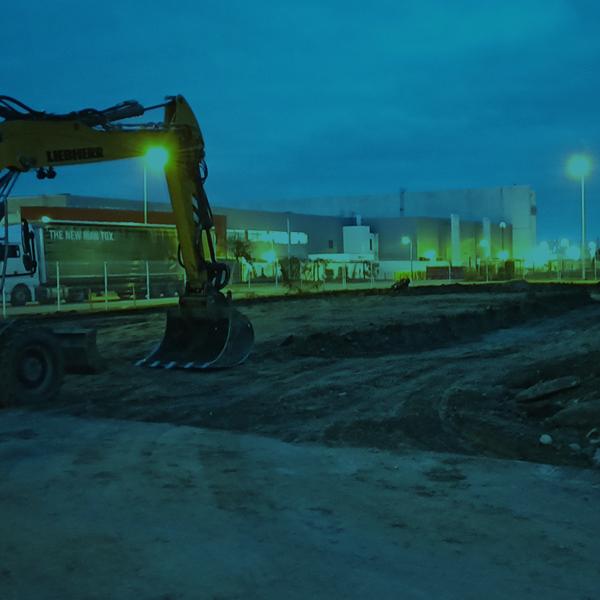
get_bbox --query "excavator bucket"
[137,303,254,370]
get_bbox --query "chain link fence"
[2,256,598,318]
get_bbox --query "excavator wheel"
[0,323,64,407]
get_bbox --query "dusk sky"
[4,0,600,240]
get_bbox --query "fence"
[2,258,186,316]
[2,256,598,318]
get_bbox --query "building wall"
[7,194,519,263]
[225,185,535,258]
[216,207,352,257]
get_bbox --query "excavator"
[0,94,254,404]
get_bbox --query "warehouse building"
[242,185,536,260]
[6,185,534,279]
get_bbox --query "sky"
[3,0,600,241]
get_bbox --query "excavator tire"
[0,323,64,407]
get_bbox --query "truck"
[2,220,185,306]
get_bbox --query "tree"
[231,238,253,263]
[231,239,254,283]
[279,256,302,290]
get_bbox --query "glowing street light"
[143,147,169,225]
[401,235,413,278]
[567,154,591,178]
[567,153,592,280]
[499,221,507,252]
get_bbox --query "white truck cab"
[1,224,40,306]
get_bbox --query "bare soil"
[32,282,600,467]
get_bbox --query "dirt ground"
[32,282,600,468]
[2,411,599,599]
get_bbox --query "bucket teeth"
[137,304,254,370]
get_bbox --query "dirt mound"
[275,290,592,360]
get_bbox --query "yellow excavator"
[0,94,254,404]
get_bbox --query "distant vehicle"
[2,220,185,306]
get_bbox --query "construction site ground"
[2,282,600,598]
[41,282,600,468]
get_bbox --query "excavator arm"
[0,95,253,372]
[0,95,222,291]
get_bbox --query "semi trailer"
[2,220,185,306]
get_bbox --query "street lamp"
[480,239,490,281]
[401,235,413,279]
[499,221,507,252]
[567,153,592,280]
[143,147,169,225]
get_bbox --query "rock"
[584,428,600,447]
[516,377,581,404]
[544,401,600,429]
[539,434,553,446]
[568,443,582,452]
[592,449,600,468]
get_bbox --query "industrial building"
[7,185,536,280]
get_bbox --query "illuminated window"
[245,230,308,245]
[247,230,283,243]
[226,229,245,241]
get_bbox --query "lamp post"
[143,147,169,225]
[480,239,490,281]
[401,235,413,279]
[567,154,592,280]
[142,165,147,225]
[499,221,507,252]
